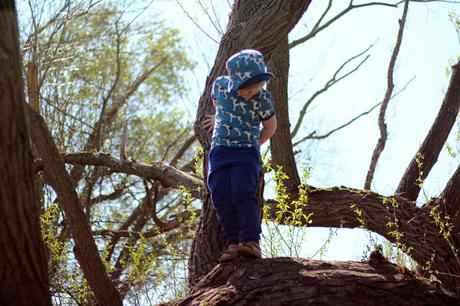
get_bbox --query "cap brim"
[237,72,275,90]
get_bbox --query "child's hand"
[202,114,215,134]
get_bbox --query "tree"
[186,0,460,300]
[21,0,197,303]
[0,1,50,305]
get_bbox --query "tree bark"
[26,106,122,305]
[443,164,460,222]
[161,256,459,306]
[0,2,50,305]
[396,61,460,201]
[268,37,301,194]
[190,0,311,287]
[266,186,460,292]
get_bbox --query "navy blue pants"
[207,146,261,244]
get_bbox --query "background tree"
[0,1,50,305]
[21,0,198,303]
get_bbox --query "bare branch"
[94,210,199,239]
[170,135,197,167]
[293,75,415,146]
[293,102,381,146]
[175,0,219,44]
[210,0,225,34]
[104,56,169,120]
[196,0,224,35]
[62,152,202,198]
[68,57,169,185]
[120,122,127,160]
[291,44,373,138]
[161,127,191,162]
[289,1,397,49]
[364,0,410,190]
[90,187,125,205]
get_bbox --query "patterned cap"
[226,49,274,91]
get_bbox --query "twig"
[364,0,410,190]
[175,0,219,44]
[120,122,128,160]
[291,44,374,138]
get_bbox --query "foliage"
[22,0,199,303]
[262,163,313,258]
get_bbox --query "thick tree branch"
[364,0,410,190]
[264,185,460,290]
[62,152,202,198]
[26,105,122,305]
[441,164,460,217]
[162,257,459,305]
[395,62,460,200]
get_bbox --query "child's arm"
[259,115,277,145]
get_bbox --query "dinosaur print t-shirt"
[211,76,275,149]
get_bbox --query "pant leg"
[230,164,261,243]
[207,167,240,244]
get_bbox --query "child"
[203,49,277,262]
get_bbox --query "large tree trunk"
[190,0,311,287]
[0,2,50,305]
[268,37,301,193]
[162,255,459,306]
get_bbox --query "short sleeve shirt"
[211,76,275,149]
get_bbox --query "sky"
[149,0,460,262]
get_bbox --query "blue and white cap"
[226,49,274,92]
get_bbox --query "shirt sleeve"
[258,90,275,121]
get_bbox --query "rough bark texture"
[268,37,301,193]
[266,186,460,292]
[26,106,122,305]
[190,0,311,287]
[0,2,51,305]
[161,256,458,306]
[444,164,460,222]
[396,62,460,201]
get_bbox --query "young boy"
[203,49,277,262]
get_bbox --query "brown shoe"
[237,241,261,259]
[218,244,238,263]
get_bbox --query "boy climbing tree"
[203,49,277,262]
